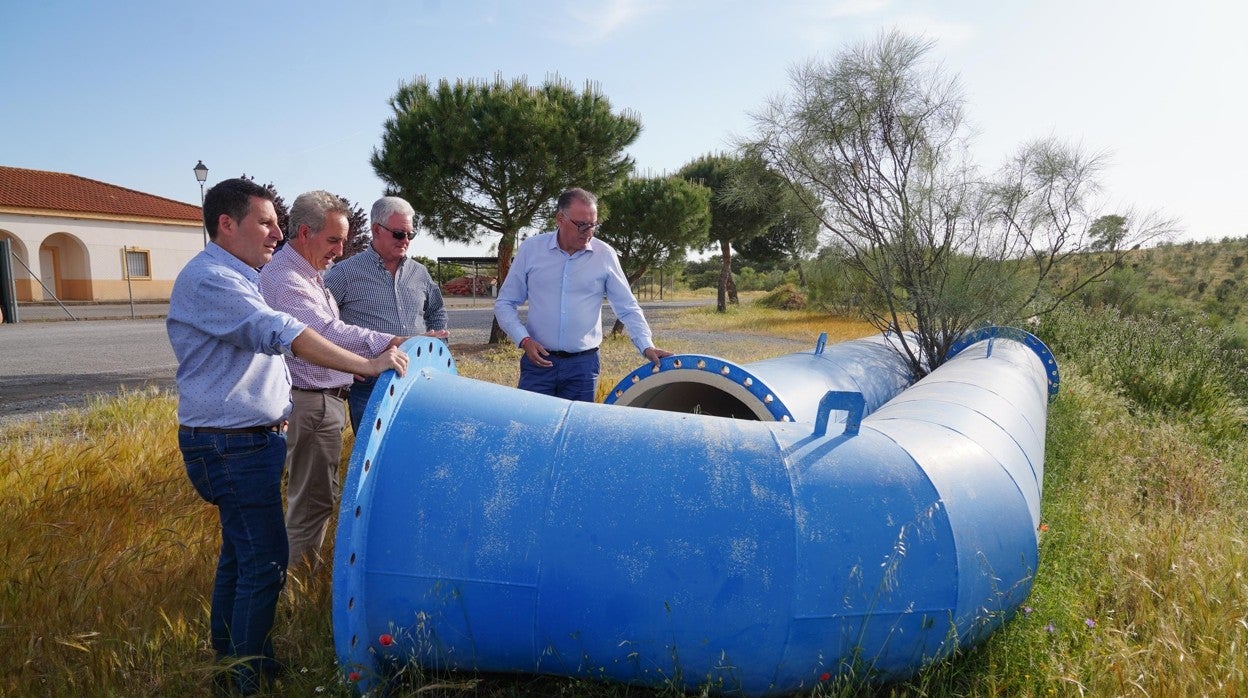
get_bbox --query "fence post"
[123,246,136,319]
[0,239,18,323]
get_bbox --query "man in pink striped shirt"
[260,190,407,572]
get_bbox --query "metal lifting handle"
[813,390,865,438]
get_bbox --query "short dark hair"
[556,187,597,213]
[203,178,274,239]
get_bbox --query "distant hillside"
[1057,236,1248,335]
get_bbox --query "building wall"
[0,211,202,301]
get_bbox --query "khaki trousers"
[284,388,348,569]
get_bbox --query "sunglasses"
[377,222,416,240]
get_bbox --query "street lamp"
[193,160,209,247]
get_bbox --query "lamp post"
[193,160,209,247]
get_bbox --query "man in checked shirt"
[324,196,448,436]
[259,190,408,572]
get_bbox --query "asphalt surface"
[0,296,700,425]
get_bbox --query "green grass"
[3,302,1247,696]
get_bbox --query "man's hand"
[368,346,409,378]
[389,335,412,348]
[520,337,553,368]
[643,346,673,367]
[425,329,450,340]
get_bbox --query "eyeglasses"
[563,216,601,234]
[376,222,416,240]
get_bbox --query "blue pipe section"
[332,329,1057,695]
[604,332,916,422]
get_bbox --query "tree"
[730,178,820,284]
[681,256,735,290]
[678,153,779,312]
[745,30,1175,377]
[1088,214,1128,252]
[596,175,712,334]
[372,74,641,342]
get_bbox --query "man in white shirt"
[494,187,671,401]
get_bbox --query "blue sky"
[2,0,1243,259]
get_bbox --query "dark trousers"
[518,349,601,402]
[179,430,288,694]
[347,374,377,436]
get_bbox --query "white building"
[0,165,202,302]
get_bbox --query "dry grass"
[663,303,876,343]
[448,300,877,403]
[0,387,221,695]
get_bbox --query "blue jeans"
[347,375,377,436]
[518,350,601,402]
[179,429,288,694]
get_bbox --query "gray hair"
[370,196,416,226]
[289,190,350,238]
[556,187,597,213]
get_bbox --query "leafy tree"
[597,175,712,333]
[745,30,1176,376]
[372,74,640,342]
[1088,214,1128,252]
[805,243,877,316]
[730,178,820,283]
[678,153,779,312]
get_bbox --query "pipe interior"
[619,383,764,421]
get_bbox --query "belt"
[293,385,351,400]
[178,424,282,435]
[547,347,599,358]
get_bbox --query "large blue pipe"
[603,332,916,422]
[333,328,1057,695]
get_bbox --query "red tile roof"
[0,165,201,223]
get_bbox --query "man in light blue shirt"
[494,187,671,401]
[167,178,409,695]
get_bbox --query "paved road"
[0,319,178,422]
[0,299,702,424]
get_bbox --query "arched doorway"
[39,233,90,301]
[0,231,34,301]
